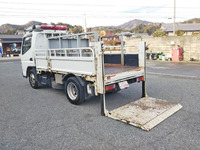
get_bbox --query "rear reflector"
[107,75,116,80]
[105,84,115,91]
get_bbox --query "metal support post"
[173,0,176,36]
[100,51,106,116]
[58,37,61,48]
[100,94,106,116]
[142,81,146,98]
[96,41,107,116]
[77,35,81,48]
[121,34,124,65]
[139,41,147,98]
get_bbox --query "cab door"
[21,34,35,77]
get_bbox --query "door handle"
[29,58,33,61]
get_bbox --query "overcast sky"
[0,0,200,27]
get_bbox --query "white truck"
[21,25,182,131]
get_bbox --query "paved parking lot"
[147,60,200,78]
[0,59,200,150]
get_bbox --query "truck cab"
[21,25,67,78]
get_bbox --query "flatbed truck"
[21,25,182,131]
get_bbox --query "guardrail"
[49,47,94,58]
[35,47,94,59]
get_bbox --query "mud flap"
[107,97,182,131]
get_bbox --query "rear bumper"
[104,69,144,85]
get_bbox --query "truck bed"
[104,64,140,75]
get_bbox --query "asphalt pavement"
[147,60,200,78]
[0,59,200,150]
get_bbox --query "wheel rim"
[29,73,35,87]
[67,82,78,101]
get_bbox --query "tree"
[175,29,185,36]
[110,40,116,46]
[72,25,83,33]
[2,29,16,34]
[192,32,200,35]
[130,24,161,35]
[153,29,166,37]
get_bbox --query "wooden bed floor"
[104,64,140,75]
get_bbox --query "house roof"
[0,34,23,39]
[115,32,134,36]
[103,32,115,37]
[132,33,150,38]
[103,40,121,44]
[0,35,23,44]
[162,23,200,32]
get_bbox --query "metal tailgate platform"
[107,97,182,131]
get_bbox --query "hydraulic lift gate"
[99,41,182,131]
[108,97,182,131]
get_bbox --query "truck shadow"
[83,83,142,111]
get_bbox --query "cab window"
[22,36,32,55]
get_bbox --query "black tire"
[29,70,39,89]
[65,77,85,105]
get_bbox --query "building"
[102,32,121,46]
[16,30,25,35]
[101,32,150,46]
[116,32,150,39]
[131,33,150,38]
[162,23,200,36]
[0,35,23,57]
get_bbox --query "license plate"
[118,81,129,89]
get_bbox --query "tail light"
[105,84,115,91]
[138,76,144,82]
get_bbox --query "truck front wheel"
[29,70,39,89]
[65,77,84,105]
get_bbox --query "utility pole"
[173,0,176,36]
[83,14,87,33]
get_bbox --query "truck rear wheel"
[65,77,84,105]
[29,70,39,89]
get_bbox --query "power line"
[0,9,196,15]
[0,1,145,7]
[0,10,116,14]
[0,13,186,19]
[1,1,200,9]
[0,7,197,15]
[0,7,114,12]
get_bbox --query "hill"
[117,19,152,30]
[0,24,22,33]
[182,18,200,24]
[0,21,42,34]
[93,19,153,30]
[0,21,83,34]
[92,19,159,35]
[1,18,200,35]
